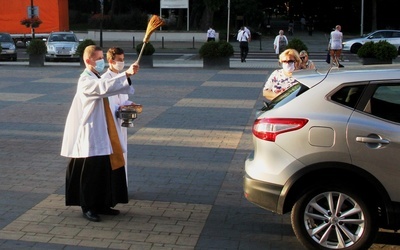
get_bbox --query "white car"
[45,31,80,62]
[244,65,400,250]
[342,30,400,54]
[0,32,17,61]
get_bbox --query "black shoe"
[97,207,120,215]
[338,63,344,68]
[82,210,101,222]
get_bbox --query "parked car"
[244,66,400,250]
[0,32,17,61]
[342,30,400,54]
[45,31,80,62]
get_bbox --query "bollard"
[193,37,195,49]
[260,36,262,50]
[132,36,135,49]
[162,37,164,49]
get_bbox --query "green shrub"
[76,39,96,57]
[199,41,234,58]
[357,41,376,58]
[286,38,308,54]
[26,39,47,55]
[136,42,155,56]
[357,41,398,60]
[373,40,398,60]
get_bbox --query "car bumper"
[243,173,283,214]
[342,44,351,51]
[46,54,79,58]
[0,50,17,60]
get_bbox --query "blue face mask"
[94,59,105,72]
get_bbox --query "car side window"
[365,84,400,123]
[331,85,366,108]
[392,32,400,38]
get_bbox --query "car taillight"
[252,118,308,142]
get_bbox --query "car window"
[370,32,384,39]
[364,84,400,123]
[50,34,77,42]
[331,85,366,108]
[262,83,308,111]
[392,32,400,38]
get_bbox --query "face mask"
[282,62,295,73]
[114,61,125,71]
[94,59,105,72]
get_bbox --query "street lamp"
[30,0,36,39]
[227,0,230,42]
[99,0,104,47]
[360,0,364,36]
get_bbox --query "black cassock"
[65,155,128,210]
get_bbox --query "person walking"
[61,45,139,222]
[288,19,294,35]
[102,47,137,186]
[273,30,288,58]
[207,26,216,42]
[329,25,344,67]
[307,16,314,36]
[237,26,249,62]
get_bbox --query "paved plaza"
[0,31,399,249]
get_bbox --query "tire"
[291,185,378,250]
[350,43,362,54]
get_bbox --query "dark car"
[0,32,17,61]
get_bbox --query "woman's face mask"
[282,61,295,73]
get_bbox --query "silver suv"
[45,31,80,62]
[244,66,400,250]
[0,32,17,61]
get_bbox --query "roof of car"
[293,65,400,88]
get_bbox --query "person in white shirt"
[273,30,288,58]
[207,26,216,42]
[244,26,251,41]
[237,26,250,62]
[102,47,135,186]
[329,25,344,67]
[61,45,139,222]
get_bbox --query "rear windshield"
[262,83,309,111]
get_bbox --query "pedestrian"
[102,47,137,185]
[207,26,216,42]
[61,45,139,222]
[300,16,306,31]
[329,25,344,67]
[263,49,301,101]
[288,19,294,35]
[299,50,316,70]
[273,30,288,58]
[244,26,252,41]
[237,26,249,62]
[307,16,314,36]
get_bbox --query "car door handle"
[356,136,390,144]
